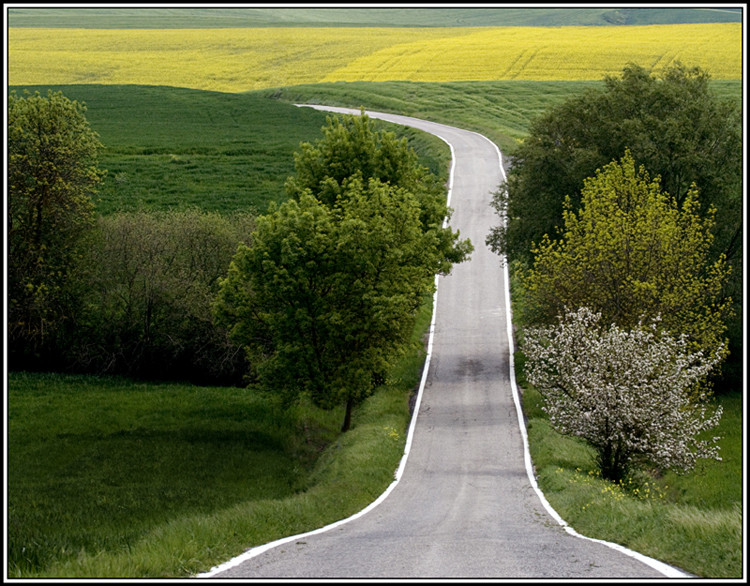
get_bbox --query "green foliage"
[215,184,447,429]
[286,111,451,237]
[6,86,455,385]
[8,90,104,365]
[70,209,256,384]
[521,151,731,364]
[216,112,471,430]
[490,63,741,263]
[486,64,742,383]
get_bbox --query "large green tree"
[487,63,742,382]
[216,112,471,430]
[8,90,104,365]
[216,182,459,431]
[488,63,741,265]
[521,151,731,367]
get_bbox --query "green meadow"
[10,84,452,216]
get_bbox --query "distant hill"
[6,6,743,28]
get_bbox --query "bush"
[68,209,256,384]
[523,307,724,482]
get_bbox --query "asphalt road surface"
[201,108,689,580]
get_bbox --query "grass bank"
[10,84,451,216]
[7,300,432,578]
[261,79,742,155]
[522,384,743,578]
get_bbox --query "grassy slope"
[522,380,743,578]
[9,85,330,215]
[260,79,743,156]
[9,84,450,216]
[7,7,742,27]
[8,301,433,578]
[7,374,335,574]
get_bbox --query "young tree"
[215,181,455,431]
[216,112,471,431]
[8,90,104,365]
[521,151,731,366]
[286,111,462,256]
[524,307,724,482]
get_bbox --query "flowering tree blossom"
[523,307,723,482]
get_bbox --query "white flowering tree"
[523,307,724,482]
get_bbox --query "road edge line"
[195,107,454,578]
[485,137,693,580]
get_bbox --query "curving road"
[200,107,688,579]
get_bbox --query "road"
[200,107,688,579]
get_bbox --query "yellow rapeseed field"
[322,24,742,82]
[8,24,741,92]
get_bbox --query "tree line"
[8,90,256,384]
[487,63,741,481]
[8,93,470,431]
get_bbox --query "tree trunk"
[341,397,354,432]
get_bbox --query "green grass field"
[11,81,739,204]
[7,374,335,575]
[10,84,451,216]
[261,79,743,155]
[7,300,432,578]
[9,85,331,216]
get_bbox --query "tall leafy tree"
[216,112,471,430]
[521,151,731,366]
[216,182,458,431]
[488,63,741,266]
[8,90,104,365]
[488,63,741,384]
